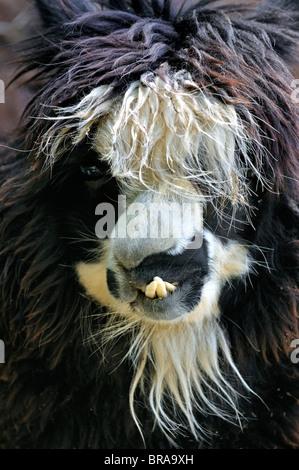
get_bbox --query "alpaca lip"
[130,271,205,321]
[131,290,184,321]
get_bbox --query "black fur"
[0,0,298,448]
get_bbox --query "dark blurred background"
[0,0,298,139]
[0,0,31,137]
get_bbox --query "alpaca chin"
[97,309,255,444]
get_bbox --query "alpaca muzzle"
[105,190,208,320]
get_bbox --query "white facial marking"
[42,70,266,214]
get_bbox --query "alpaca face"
[71,72,254,323]
[71,72,256,439]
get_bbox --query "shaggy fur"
[0,0,299,449]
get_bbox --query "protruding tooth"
[144,277,177,299]
[156,282,167,298]
[165,282,177,292]
[145,280,158,299]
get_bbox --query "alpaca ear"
[34,0,93,28]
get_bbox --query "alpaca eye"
[80,165,105,181]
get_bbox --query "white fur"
[39,71,267,215]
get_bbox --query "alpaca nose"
[111,234,178,271]
[106,190,203,308]
[107,236,182,302]
[109,191,203,270]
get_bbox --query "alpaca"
[0,0,298,449]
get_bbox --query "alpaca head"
[12,0,299,443]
